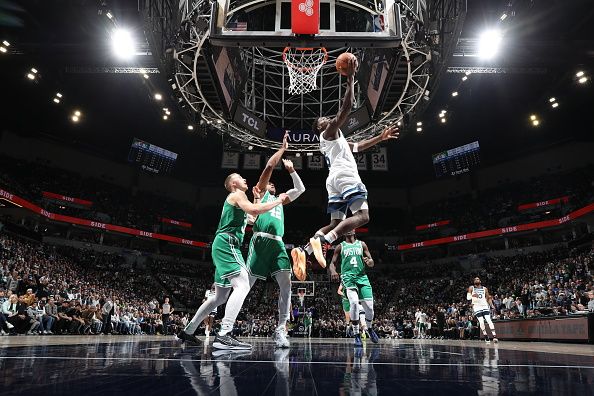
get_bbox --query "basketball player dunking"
[290,56,399,276]
[467,277,498,343]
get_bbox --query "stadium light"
[441,118,447,123]
[530,114,537,121]
[465,71,471,76]
[56,93,62,98]
[74,110,81,117]
[71,115,79,123]
[154,93,162,101]
[576,71,584,78]
[143,74,149,79]
[416,121,422,126]
[2,40,9,47]
[532,119,540,126]
[26,73,35,80]
[187,125,194,130]
[416,127,422,132]
[452,91,458,97]
[248,145,253,151]
[500,13,508,21]
[478,29,503,59]
[0,47,6,53]
[163,115,168,120]
[217,119,223,124]
[578,76,588,84]
[548,97,556,103]
[31,67,38,73]
[296,153,301,157]
[53,98,60,104]
[106,12,113,19]
[552,102,559,108]
[462,76,468,81]
[111,28,135,60]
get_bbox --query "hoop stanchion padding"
[283,47,328,95]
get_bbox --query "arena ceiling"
[0,0,593,187]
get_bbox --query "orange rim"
[283,46,328,73]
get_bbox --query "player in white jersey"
[291,56,399,275]
[202,284,218,338]
[467,277,498,343]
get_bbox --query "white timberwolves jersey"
[319,131,358,175]
[470,286,490,313]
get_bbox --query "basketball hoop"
[283,47,328,95]
[297,288,306,307]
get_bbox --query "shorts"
[211,233,246,288]
[342,296,351,313]
[246,234,291,280]
[326,170,368,217]
[473,307,491,318]
[341,274,373,301]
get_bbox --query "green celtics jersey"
[252,191,284,237]
[340,240,365,277]
[216,197,248,243]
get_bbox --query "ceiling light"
[548,97,556,103]
[2,40,9,47]
[26,73,35,80]
[441,118,446,123]
[296,153,301,157]
[462,76,468,81]
[532,120,540,126]
[111,28,135,60]
[397,121,402,126]
[576,71,584,78]
[306,152,313,156]
[578,76,588,84]
[165,110,171,115]
[74,110,81,117]
[478,29,503,59]
[187,125,194,130]
[551,102,559,108]
[530,114,537,121]
[53,98,60,104]
[416,127,422,132]
[163,115,168,120]
[106,12,113,19]
[248,145,253,151]
[0,47,6,53]
[143,74,149,79]
[71,115,79,123]
[154,93,162,101]
[500,13,507,21]
[56,93,62,98]
[31,67,38,73]
[465,71,471,76]
[217,119,223,124]
[452,91,458,97]
[416,121,422,126]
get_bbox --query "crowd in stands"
[0,227,592,340]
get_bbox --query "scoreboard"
[432,141,480,178]
[128,138,178,175]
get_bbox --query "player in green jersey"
[247,150,305,348]
[329,230,379,347]
[178,168,287,350]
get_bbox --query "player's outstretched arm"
[325,58,358,139]
[349,125,399,153]
[280,159,305,205]
[229,190,287,216]
[328,244,342,282]
[361,241,374,267]
[256,132,288,192]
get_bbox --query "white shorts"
[326,170,367,217]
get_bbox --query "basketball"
[336,52,357,76]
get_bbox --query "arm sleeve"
[286,171,305,202]
[466,288,473,301]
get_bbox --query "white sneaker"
[47,331,53,335]
[42,330,48,335]
[0,330,6,336]
[493,338,498,343]
[27,331,34,335]
[6,323,14,329]
[273,329,290,348]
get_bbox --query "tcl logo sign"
[241,112,262,131]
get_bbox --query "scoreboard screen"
[128,138,178,174]
[432,141,480,178]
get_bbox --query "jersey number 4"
[350,257,358,267]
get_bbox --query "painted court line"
[1,356,593,369]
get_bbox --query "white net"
[283,47,328,95]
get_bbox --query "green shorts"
[341,274,373,301]
[246,234,291,280]
[211,233,246,288]
[342,296,350,313]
